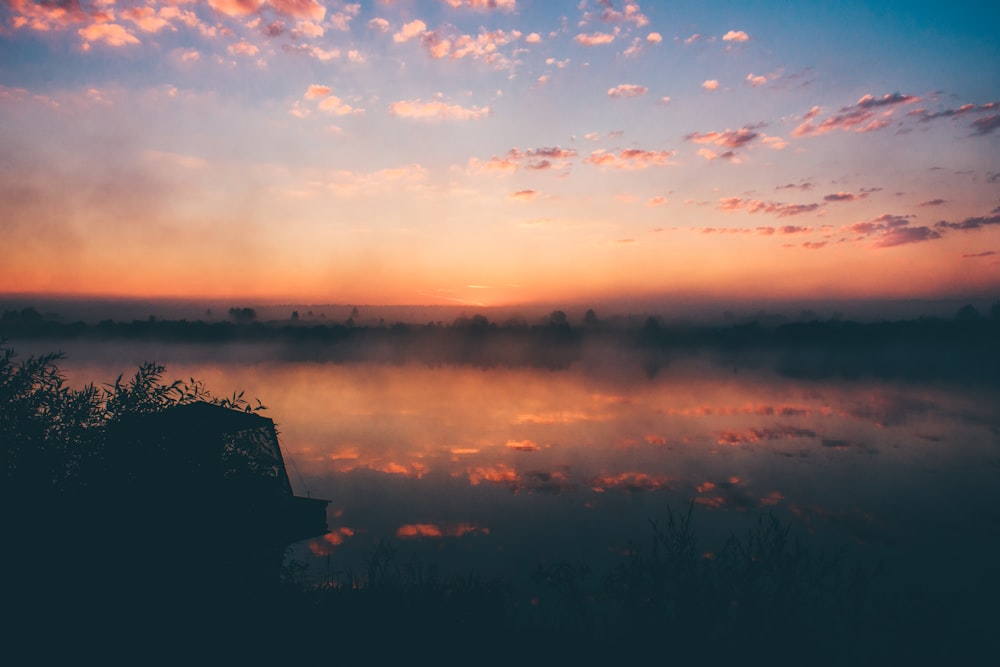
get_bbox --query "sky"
[1,0,999,309]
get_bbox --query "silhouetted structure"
[93,402,329,591]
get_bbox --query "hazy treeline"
[3,303,999,381]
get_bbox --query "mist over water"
[25,338,1000,621]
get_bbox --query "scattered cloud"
[702,79,719,91]
[793,93,918,137]
[389,98,490,121]
[647,32,662,43]
[442,0,517,10]
[746,73,768,87]
[575,29,618,46]
[823,191,868,203]
[843,213,941,248]
[718,197,821,217]
[78,23,140,49]
[722,30,750,42]
[962,250,996,259]
[584,148,676,169]
[304,84,331,99]
[776,182,814,192]
[368,17,390,33]
[918,199,946,207]
[510,189,538,201]
[608,83,648,98]
[270,0,327,21]
[972,114,1000,135]
[934,213,1000,231]
[393,19,427,43]
[687,127,760,149]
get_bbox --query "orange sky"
[1,1,998,307]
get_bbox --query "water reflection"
[45,346,1000,609]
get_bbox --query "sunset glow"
[1,1,998,307]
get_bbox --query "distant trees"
[228,307,257,324]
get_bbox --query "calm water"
[34,341,1000,612]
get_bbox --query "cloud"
[227,40,260,57]
[270,0,326,21]
[318,96,363,115]
[467,147,577,174]
[934,213,1000,231]
[962,250,997,258]
[421,28,522,66]
[843,213,941,247]
[525,32,541,43]
[575,30,617,46]
[658,96,671,106]
[718,197,821,217]
[702,79,719,91]
[510,190,537,201]
[442,0,517,10]
[607,83,648,98]
[368,17,390,32]
[78,23,140,49]
[918,199,946,207]
[823,191,868,202]
[746,73,767,87]
[856,92,918,108]
[873,226,941,248]
[121,7,173,33]
[207,0,262,18]
[304,84,331,99]
[584,148,676,169]
[686,127,759,149]
[389,98,490,121]
[909,102,1000,134]
[722,30,750,42]
[776,182,814,191]
[393,19,426,43]
[683,33,702,45]
[972,114,1000,135]
[793,92,918,137]
[647,32,662,43]
[647,196,667,206]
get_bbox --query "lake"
[17,339,1000,633]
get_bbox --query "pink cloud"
[389,98,490,121]
[121,7,173,33]
[442,0,517,10]
[722,30,749,42]
[368,17,390,33]
[78,23,140,48]
[575,30,617,46]
[647,32,662,43]
[319,96,363,115]
[227,40,260,57]
[525,32,542,43]
[270,0,326,21]
[702,79,719,91]
[683,33,702,45]
[304,84,331,99]
[510,189,537,201]
[207,0,262,18]
[584,148,675,170]
[746,73,767,87]
[842,213,941,248]
[686,127,759,149]
[793,92,918,137]
[608,83,648,98]
[422,28,521,66]
[718,197,821,217]
[823,191,868,202]
[393,19,426,43]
